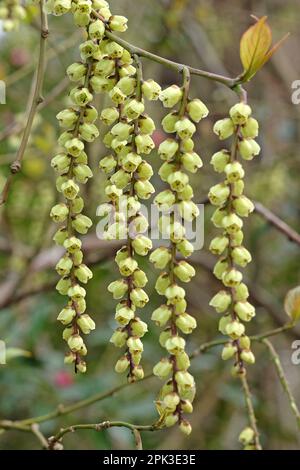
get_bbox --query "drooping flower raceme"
[99,58,158,382]
[50,0,125,372]
[150,68,209,434]
[209,102,260,376]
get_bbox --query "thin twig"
[0,0,48,206]
[48,420,153,450]
[92,9,241,89]
[240,375,262,450]
[31,424,49,449]
[262,338,300,430]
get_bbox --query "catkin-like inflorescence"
[0,0,27,31]
[208,102,260,376]
[50,0,122,372]
[150,69,209,434]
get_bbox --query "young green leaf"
[240,16,289,82]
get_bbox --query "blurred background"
[0,0,300,450]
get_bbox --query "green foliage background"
[0,0,300,450]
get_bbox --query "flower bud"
[239,427,255,445]
[179,420,192,436]
[132,235,152,256]
[68,334,84,352]
[158,162,176,182]
[240,349,255,364]
[77,314,95,334]
[218,315,231,335]
[221,343,238,360]
[135,134,155,154]
[167,171,189,192]
[150,247,171,269]
[151,305,172,327]
[165,284,186,304]
[162,112,179,133]
[51,153,70,172]
[142,79,161,100]
[53,0,72,16]
[109,86,127,104]
[241,118,259,139]
[153,358,173,378]
[159,85,183,108]
[121,152,142,173]
[210,150,230,173]
[158,139,179,161]
[119,257,138,276]
[109,15,128,32]
[65,138,84,157]
[138,115,155,135]
[56,277,72,296]
[181,152,203,173]
[165,336,186,355]
[73,164,93,183]
[115,306,135,325]
[105,41,124,59]
[187,98,209,122]
[124,99,145,120]
[72,214,92,234]
[175,370,195,389]
[209,236,229,255]
[165,414,179,427]
[211,208,228,228]
[175,313,197,334]
[224,161,245,182]
[213,258,229,280]
[66,62,86,82]
[132,269,148,288]
[56,256,73,276]
[234,301,255,322]
[177,239,194,258]
[56,109,78,129]
[235,283,249,301]
[232,196,254,217]
[108,279,128,299]
[239,335,251,350]
[232,246,252,267]
[222,268,243,287]
[115,355,130,373]
[54,228,68,246]
[225,320,245,339]
[132,364,144,381]
[64,352,76,364]
[68,284,86,301]
[213,118,235,140]
[50,203,69,222]
[209,290,232,313]
[163,392,180,411]
[74,264,93,283]
[229,103,252,125]
[110,169,131,189]
[61,179,80,200]
[130,288,149,308]
[99,155,117,173]
[174,261,195,283]
[131,318,148,337]
[208,183,230,205]
[110,328,128,347]
[175,118,196,140]
[238,139,260,160]
[79,123,99,142]
[88,18,105,39]
[222,213,243,234]
[154,190,176,209]
[155,273,171,295]
[134,180,155,199]
[136,161,153,180]
[57,306,76,325]
[105,184,123,200]
[127,336,143,353]
[71,87,93,106]
[100,107,119,125]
